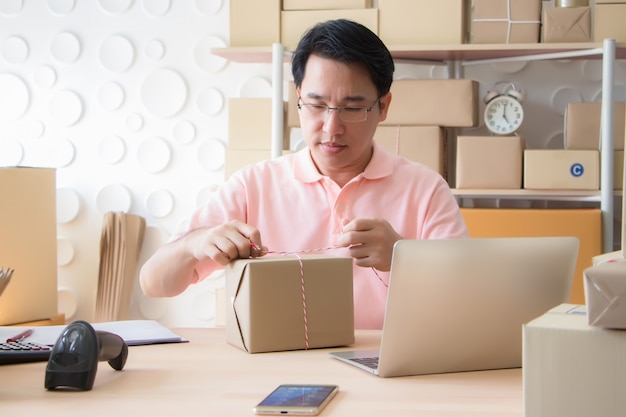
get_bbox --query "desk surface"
[0,328,523,416]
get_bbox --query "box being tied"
[225,254,355,353]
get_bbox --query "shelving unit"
[211,41,625,253]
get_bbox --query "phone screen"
[253,384,339,415]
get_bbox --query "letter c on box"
[570,163,584,177]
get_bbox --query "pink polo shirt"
[179,144,468,329]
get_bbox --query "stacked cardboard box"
[470,0,542,44]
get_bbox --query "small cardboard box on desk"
[225,255,354,353]
[523,304,626,417]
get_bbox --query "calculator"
[0,341,52,365]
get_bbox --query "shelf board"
[452,189,604,202]
[211,42,626,64]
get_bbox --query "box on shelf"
[584,261,626,328]
[378,0,466,45]
[225,255,355,353]
[523,303,626,417]
[594,3,626,43]
[282,0,370,10]
[229,0,280,47]
[460,208,602,305]
[286,81,300,128]
[382,79,479,127]
[374,126,445,176]
[281,9,379,49]
[455,136,523,189]
[0,167,58,325]
[471,0,542,44]
[228,98,273,150]
[523,149,599,190]
[564,102,625,150]
[542,6,591,43]
[225,149,272,178]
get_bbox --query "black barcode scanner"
[45,320,128,391]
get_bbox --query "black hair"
[291,19,395,97]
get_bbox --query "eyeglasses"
[297,96,382,123]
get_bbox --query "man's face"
[297,54,391,181]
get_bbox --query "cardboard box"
[460,208,602,304]
[280,9,379,50]
[374,126,445,175]
[542,6,591,43]
[455,136,523,189]
[282,0,370,10]
[287,81,300,128]
[471,0,542,43]
[382,79,479,127]
[523,149,599,190]
[584,261,626,328]
[594,4,626,43]
[564,102,625,150]
[524,303,626,417]
[225,255,355,353]
[230,0,280,47]
[228,98,273,150]
[0,167,58,325]
[225,149,272,178]
[378,0,466,45]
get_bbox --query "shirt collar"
[293,142,394,183]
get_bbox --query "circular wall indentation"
[194,0,222,15]
[546,132,565,150]
[0,0,23,15]
[98,135,126,164]
[97,0,132,14]
[196,87,223,116]
[25,120,45,139]
[57,237,75,266]
[239,77,272,97]
[550,86,583,116]
[50,138,76,167]
[99,35,135,73]
[2,36,29,63]
[173,120,196,144]
[491,61,528,74]
[192,291,214,321]
[57,288,78,320]
[145,39,165,61]
[581,60,603,82]
[137,136,171,173]
[56,187,81,223]
[197,138,225,171]
[0,139,24,166]
[139,296,168,320]
[47,0,75,15]
[143,0,170,16]
[146,189,174,218]
[50,32,81,63]
[34,65,57,88]
[95,183,132,213]
[0,73,29,121]
[50,90,83,126]
[98,81,125,110]
[193,36,228,73]
[196,184,219,207]
[140,68,187,117]
[126,113,144,132]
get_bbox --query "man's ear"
[378,92,392,122]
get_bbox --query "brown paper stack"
[94,212,146,322]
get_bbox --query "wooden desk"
[0,329,523,416]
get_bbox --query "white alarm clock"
[483,83,525,135]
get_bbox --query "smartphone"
[253,384,339,415]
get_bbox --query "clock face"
[484,95,524,135]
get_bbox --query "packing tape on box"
[473,1,541,43]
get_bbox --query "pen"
[6,328,34,343]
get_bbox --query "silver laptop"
[330,236,579,378]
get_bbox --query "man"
[140,19,468,329]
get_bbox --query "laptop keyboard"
[353,356,379,370]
